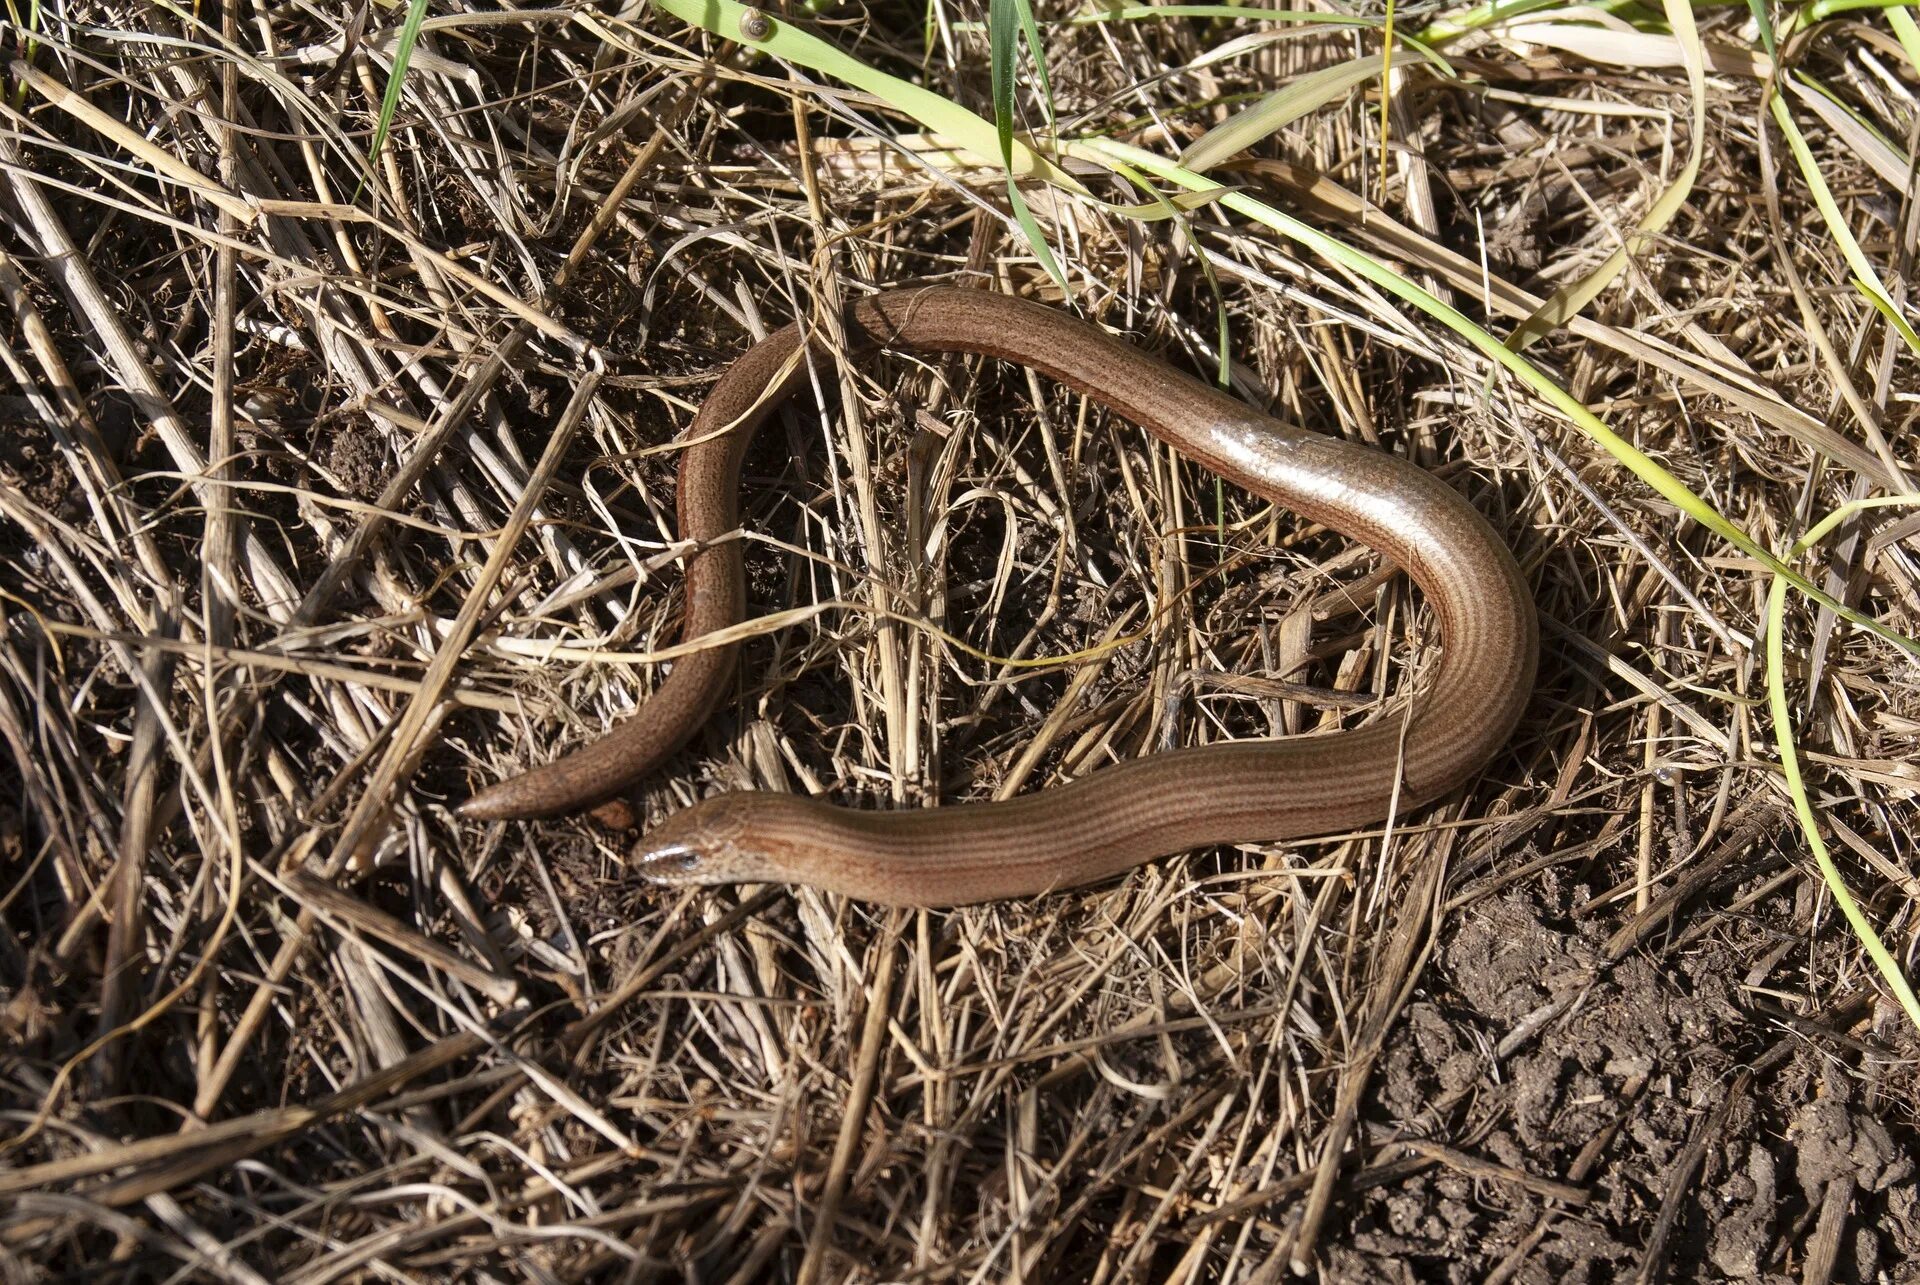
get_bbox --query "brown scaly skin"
[462,288,1538,906]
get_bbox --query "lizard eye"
[635,841,703,881]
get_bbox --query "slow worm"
[460,288,1538,906]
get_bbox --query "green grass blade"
[1795,0,1920,25]
[1420,0,1645,42]
[991,0,1069,290]
[1067,2,1378,24]
[1768,493,1920,1031]
[1769,92,1920,355]
[1766,567,1920,1032]
[1884,5,1920,82]
[1009,7,1455,71]
[1377,0,1398,197]
[1788,73,1913,192]
[3,0,42,107]
[961,6,1383,33]
[365,0,431,186]
[1506,0,1706,350]
[651,0,1920,664]
[653,0,1086,192]
[1074,136,1920,661]
[1181,57,1389,174]
[1748,0,1778,57]
[1012,0,1052,118]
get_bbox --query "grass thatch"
[1,0,1917,1278]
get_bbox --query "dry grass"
[1,0,1917,1279]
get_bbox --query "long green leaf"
[1888,5,1920,72]
[1420,0,1642,42]
[991,0,1068,289]
[1011,0,1051,117]
[653,0,1086,191]
[1074,136,1920,661]
[1506,0,1707,350]
[1788,73,1913,192]
[3,0,42,108]
[1769,93,1920,354]
[652,0,1920,664]
[1180,56,1385,174]
[1766,496,1920,1031]
[366,0,431,181]
[1747,0,1778,56]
